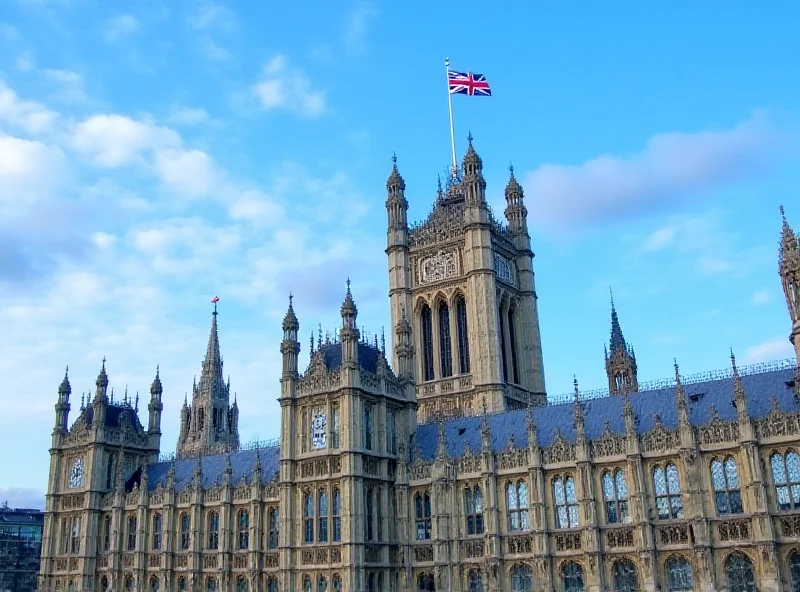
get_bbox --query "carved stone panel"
[419,250,459,285]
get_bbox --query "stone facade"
[39,142,800,592]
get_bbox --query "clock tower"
[278,283,416,592]
[386,137,547,421]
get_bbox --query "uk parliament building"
[39,139,800,592]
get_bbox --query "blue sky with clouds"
[1,0,798,506]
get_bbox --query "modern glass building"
[0,503,44,592]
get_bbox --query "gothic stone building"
[39,140,800,592]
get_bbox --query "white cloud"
[229,189,284,225]
[71,114,180,167]
[524,111,787,232]
[0,134,68,212]
[342,1,377,55]
[167,105,210,126]
[104,14,140,42]
[0,80,59,134]
[43,68,87,102]
[742,337,796,364]
[188,1,238,32]
[751,290,772,305]
[642,226,677,252]
[154,148,218,198]
[199,37,232,62]
[253,55,326,118]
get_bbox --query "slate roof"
[76,404,144,431]
[144,447,280,492]
[414,365,798,460]
[316,342,382,374]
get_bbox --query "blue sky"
[1,0,798,506]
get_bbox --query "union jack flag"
[448,70,492,97]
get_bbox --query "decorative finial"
[509,162,514,176]
[211,295,220,315]
[135,392,139,412]
[381,327,386,355]
[467,130,473,145]
[102,356,106,369]
[780,204,786,219]
[609,286,615,308]
[573,375,580,402]
[482,396,488,416]
[346,277,351,293]
[392,151,397,165]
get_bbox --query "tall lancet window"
[438,301,453,378]
[508,306,519,384]
[456,295,470,374]
[498,305,508,382]
[421,304,435,381]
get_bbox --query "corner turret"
[779,206,800,361]
[54,367,71,433]
[605,291,639,396]
[504,164,528,235]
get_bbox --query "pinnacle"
[58,366,71,395]
[608,296,627,355]
[386,152,405,192]
[150,365,163,395]
[462,132,482,171]
[197,307,226,401]
[341,278,357,318]
[282,293,299,331]
[780,205,799,265]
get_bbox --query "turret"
[385,153,408,239]
[54,367,71,432]
[605,291,638,396]
[461,132,487,208]
[280,294,300,378]
[504,164,528,235]
[779,206,800,360]
[92,359,109,426]
[340,279,359,365]
[394,305,415,380]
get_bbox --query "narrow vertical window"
[268,508,279,549]
[106,455,116,490]
[318,490,329,543]
[364,404,373,450]
[376,487,383,541]
[561,561,584,592]
[465,486,484,535]
[207,512,219,550]
[456,295,470,374]
[498,305,508,382]
[612,559,638,592]
[438,301,453,378]
[301,409,308,453]
[508,306,519,384]
[70,517,81,554]
[237,510,249,550]
[665,555,694,591]
[304,493,314,544]
[365,487,374,541]
[331,404,340,449]
[103,516,111,552]
[711,457,743,515]
[415,492,432,540]
[179,513,190,550]
[771,450,800,511]
[151,513,162,550]
[507,480,530,531]
[332,490,341,542]
[126,516,137,551]
[602,469,629,524]
[387,409,396,454]
[421,304,435,381]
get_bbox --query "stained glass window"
[418,573,435,591]
[665,555,694,591]
[439,302,453,378]
[725,552,755,592]
[507,480,530,531]
[554,476,579,529]
[789,551,800,591]
[152,514,162,550]
[268,508,279,548]
[180,513,190,549]
[612,559,638,592]
[653,463,684,519]
[562,561,584,592]
[508,307,519,384]
[771,451,800,510]
[304,492,314,544]
[415,492,432,540]
[465,486,484,535]
[267,577,278,592]
[318,490,329,543]
[333,489,342,542]
[603,469,629,524]
[711,457,743,515]
[236,577,247,592]
[207,512,219,550]
[237,510,249,549]
[511,565,532,591]
[468,569,483,592]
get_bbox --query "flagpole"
[445,57,457,177]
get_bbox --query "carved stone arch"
[414,295,432,315]
[432,290,449,310]
[450,287,467,308]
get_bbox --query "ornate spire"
[605,292,638,396]
[480,396,491,451]
[282,293,299,332]
[730,349,748,419]
[150,366,162,396]
[386,152,406,193]
[462,131,483,175]
[340,278,358,325]
[573,376,585,442]
[94,358,109,399]
[59,366,71,397]
[197,304,225,401]
[780,205,799,268]
[674,359,690,428]
[778,206,800,361]
[436,420,447,460]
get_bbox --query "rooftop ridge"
[547,357,798,406]
[159,437,280,462]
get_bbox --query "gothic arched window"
[268,507,279,548]
[318,489,329,543]
[653,463,684,519]
[236,576,247,592]
[562,561,584,592]
[711,456,743,515]
[180,513,190,550]
[498,303,509,382]
[151,513,162,550]
[510,564,532,591]
[364,403,373,451]
[507,480,530,531]
[126,515,136,551]
[464,486,484,535]
[365,486,375,541]
[553,476,578,529]
[771,450,800,510]
[789,550,800,591]
[332,574,342,591]
[415,492,432,540]
[367,573,376,592]
[438,301,453,378]
[456,295,470,374]
[603,468,629,524]
[418,573,435,591]
[178,577,187,592]
[612,559,638,592]
[725,552,756,592]
[125,576,134,591]
[267,577,278,592]
[468,569,483,592]
[102,516,111,552]
[333,489,342,542]
[207,511,219,550]
[150,576,160,592]
[508,306,519,384]
[237,510,249,549]
[206,577,217,592]
[421,304,435,381]
[303,575,312,592]
[303,492,314,544]
[665,555,694,591]
[318,575,328,592]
